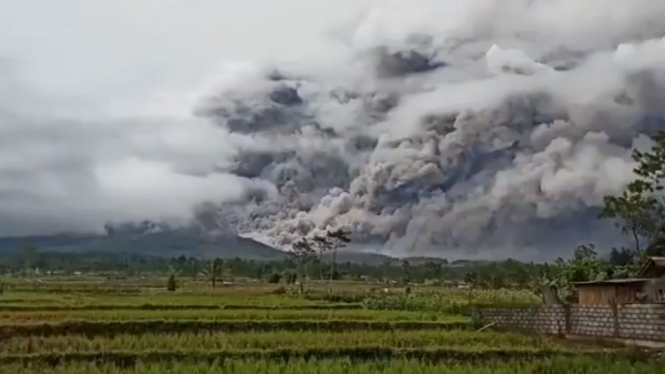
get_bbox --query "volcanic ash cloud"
[192,0,665,257]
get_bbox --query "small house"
[572,257,665,305]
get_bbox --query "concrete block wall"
[617,304,665,341]
[568,305,615,337]
[474,303,665,342]
[474,305,566,335]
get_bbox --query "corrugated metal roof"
[572,278,650,286]
[637,257,665,278]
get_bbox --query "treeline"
[0,244,634,290]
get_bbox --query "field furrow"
[0,320,472,338]
[0,309,464,323]
[2,330,567,354]
[0,349,647,367]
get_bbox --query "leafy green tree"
[602,131,665,253]
[569,244,602,283]
[424,261,443,281]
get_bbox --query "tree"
[19,247,41,271]
[291,238,315,295]
[464,271,478,305]
[568,244,602,283]
[381,260,392,283]
[424,261,443,282]
[602,131,665,252]
[166,274,177,292]
[601,185,660,253]
[312,235,331,281]
[401,260,411,285]
[325,229,351,292]
[609,247,635,267]
[200,258,224,289]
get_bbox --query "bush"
[166,275,177,292]
[271,287,287,295]
[268,273,282,284]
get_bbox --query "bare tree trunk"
[298,258,305,296]
[632,226,641,254]
[212,275,216,289]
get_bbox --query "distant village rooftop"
[571,278,650,286]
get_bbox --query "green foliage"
[0,278,660,374]
[7,329,577,355]
[0,319,470,338]
[362,289,539,316]
[602,130,665,253]
[166,275,177,292]
[267,273,282,284]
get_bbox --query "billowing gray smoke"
[190,0,665,258]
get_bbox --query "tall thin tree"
[325,229,351,293]
[313,235,332,281]
[291,238,315,295]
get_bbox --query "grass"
[0,291,330,309]
[2,330,570,354]
[0,320,472,338]
[2,353,661,370]
[0,309,467,323]
[0,303,365,312]
[0,278,660,373]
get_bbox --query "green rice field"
[0,277,661,373]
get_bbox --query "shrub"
[167,275,177,292]
[268,273,282,284]
[271,287,287,295]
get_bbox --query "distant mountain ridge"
[0,228,286,261]
[0,221,469,264]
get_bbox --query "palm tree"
[200,258,224,289]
